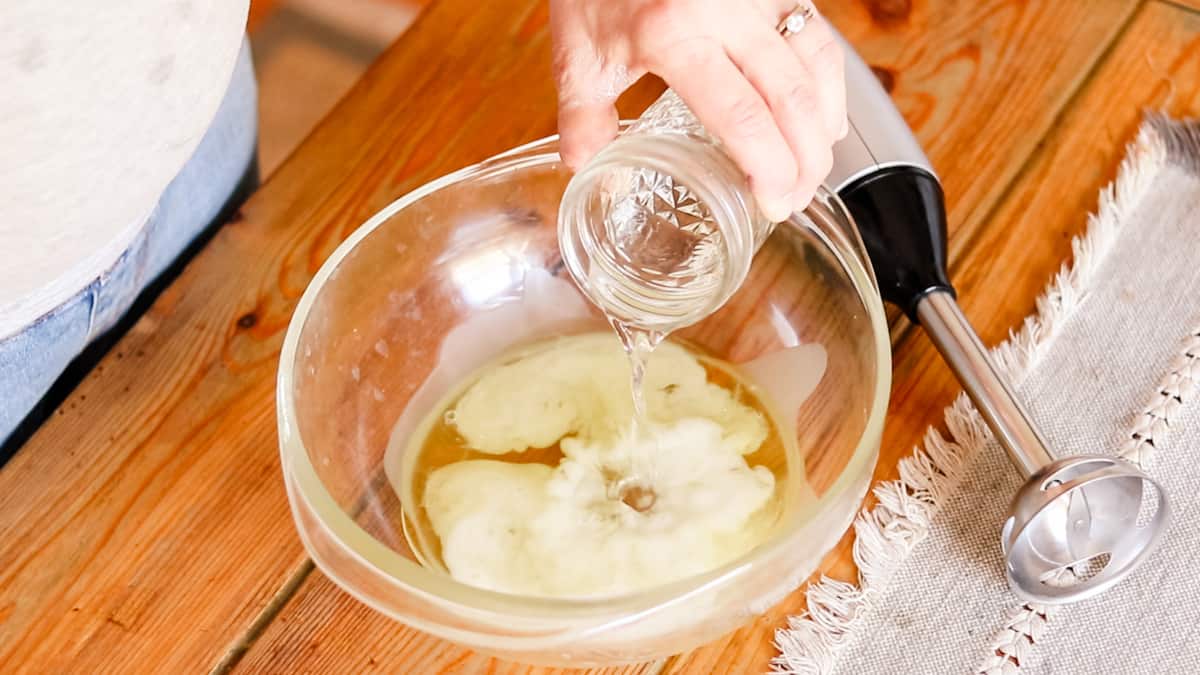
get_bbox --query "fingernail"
[764,193,795,222]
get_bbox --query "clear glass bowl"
[277,135,891,666]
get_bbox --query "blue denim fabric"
[0,39,258,446]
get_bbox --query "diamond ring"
[777,3,817,37]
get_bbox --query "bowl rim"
[276,133,893,628]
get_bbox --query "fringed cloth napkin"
[774,115,1200,674]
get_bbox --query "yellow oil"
[394,334,797,574]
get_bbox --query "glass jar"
[558,90,774,333]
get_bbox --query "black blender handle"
[837,165,955,319]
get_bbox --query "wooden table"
[4,0,1200,672]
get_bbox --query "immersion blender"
[823,40,1169,603]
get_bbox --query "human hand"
[550,0,847,222]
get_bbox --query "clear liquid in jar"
[585,166,729,329]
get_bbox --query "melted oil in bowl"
[387,332,812,598]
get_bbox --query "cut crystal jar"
[558,90,775,333]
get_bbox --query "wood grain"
[0,1,643,671]
[236,0,1147,673]
[287,0,427,48]
[255,30,373,176]
[0,0,1177,674]
[248,0,282,32]
[667,2,1200,672]
[233,571,665,675]
[826,0,1140,264]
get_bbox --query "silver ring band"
[777,3,817,37]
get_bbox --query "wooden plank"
[232,571,664,675]
[666,2,1200,672]
[234,0,1144,673]
[0,1,654,671]
[0,0,1147,674]
[255,28,372,176]
[287,0,426,48]
[248,0,281,33]
[827,0,1139,263]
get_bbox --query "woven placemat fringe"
[773,114,1177,675]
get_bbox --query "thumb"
[557,95,619,171]
[549,2,625,171]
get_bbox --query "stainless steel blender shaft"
[829,33,1166,602]
[912,289,1168,603]
[915,291,1054,477]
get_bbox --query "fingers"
[655,41,799,222]
[550,2,622,171]
[548,0,848,220]
[553,49,643,169]
[784,15,847,141]
[557,98,620,171]
[553,43,621,170]
[725,23,832,211]
[722,5,846,211]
